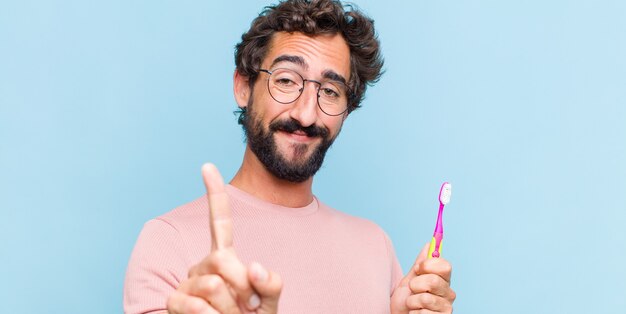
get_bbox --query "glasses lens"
[318,81,348,116]
[268,69,303,103]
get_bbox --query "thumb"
[413,242,431,271]
[248,262,282,314]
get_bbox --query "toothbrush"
[428,182,452,259]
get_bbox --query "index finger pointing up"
[202,163,233,251]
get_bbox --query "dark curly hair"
[234,0,383,117]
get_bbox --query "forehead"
[263,32,351,80]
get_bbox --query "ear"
[233,70,251,109]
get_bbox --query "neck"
[230,146,314,208]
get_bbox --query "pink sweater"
[124,184,403,313]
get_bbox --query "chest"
[232,214,393,313]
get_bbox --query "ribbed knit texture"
[124,184,403,314]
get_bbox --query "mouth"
[277,129,318,143]
[268,118,330,145]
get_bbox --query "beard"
[241,103,337,183]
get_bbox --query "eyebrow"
[270,54,348,85]
[322,70,348,85]
[270,55,308,70]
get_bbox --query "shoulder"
[129,194,209,265]
[156,195,209,232]
[317,199,390,240]
[124,195,210,295]
[133,195,213,264]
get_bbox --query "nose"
[288,81,320,127]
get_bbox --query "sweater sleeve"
[384,232,404,295]
[123,218,190,314]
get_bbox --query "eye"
[320,82,344,99]
[270,69,302,89]
[274,77,296,87]
[321,87,339,97]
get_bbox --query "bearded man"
[124,1,456,313]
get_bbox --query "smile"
[276,130,319,143]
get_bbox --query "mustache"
[269,118,329,138]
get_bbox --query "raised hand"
[390,243,456,314]
[167,163,282,314]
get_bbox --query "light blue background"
[1,0,625,313]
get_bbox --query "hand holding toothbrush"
[390,183,456,314]
[390,243,456,313]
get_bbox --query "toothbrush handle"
[428,232,443,258]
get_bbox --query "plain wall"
[1,0,625,312]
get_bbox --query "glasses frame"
[259,68,352,116]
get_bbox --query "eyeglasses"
[259,68,352,116]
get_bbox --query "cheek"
[325,117,345,138]
[252,86,292,121]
